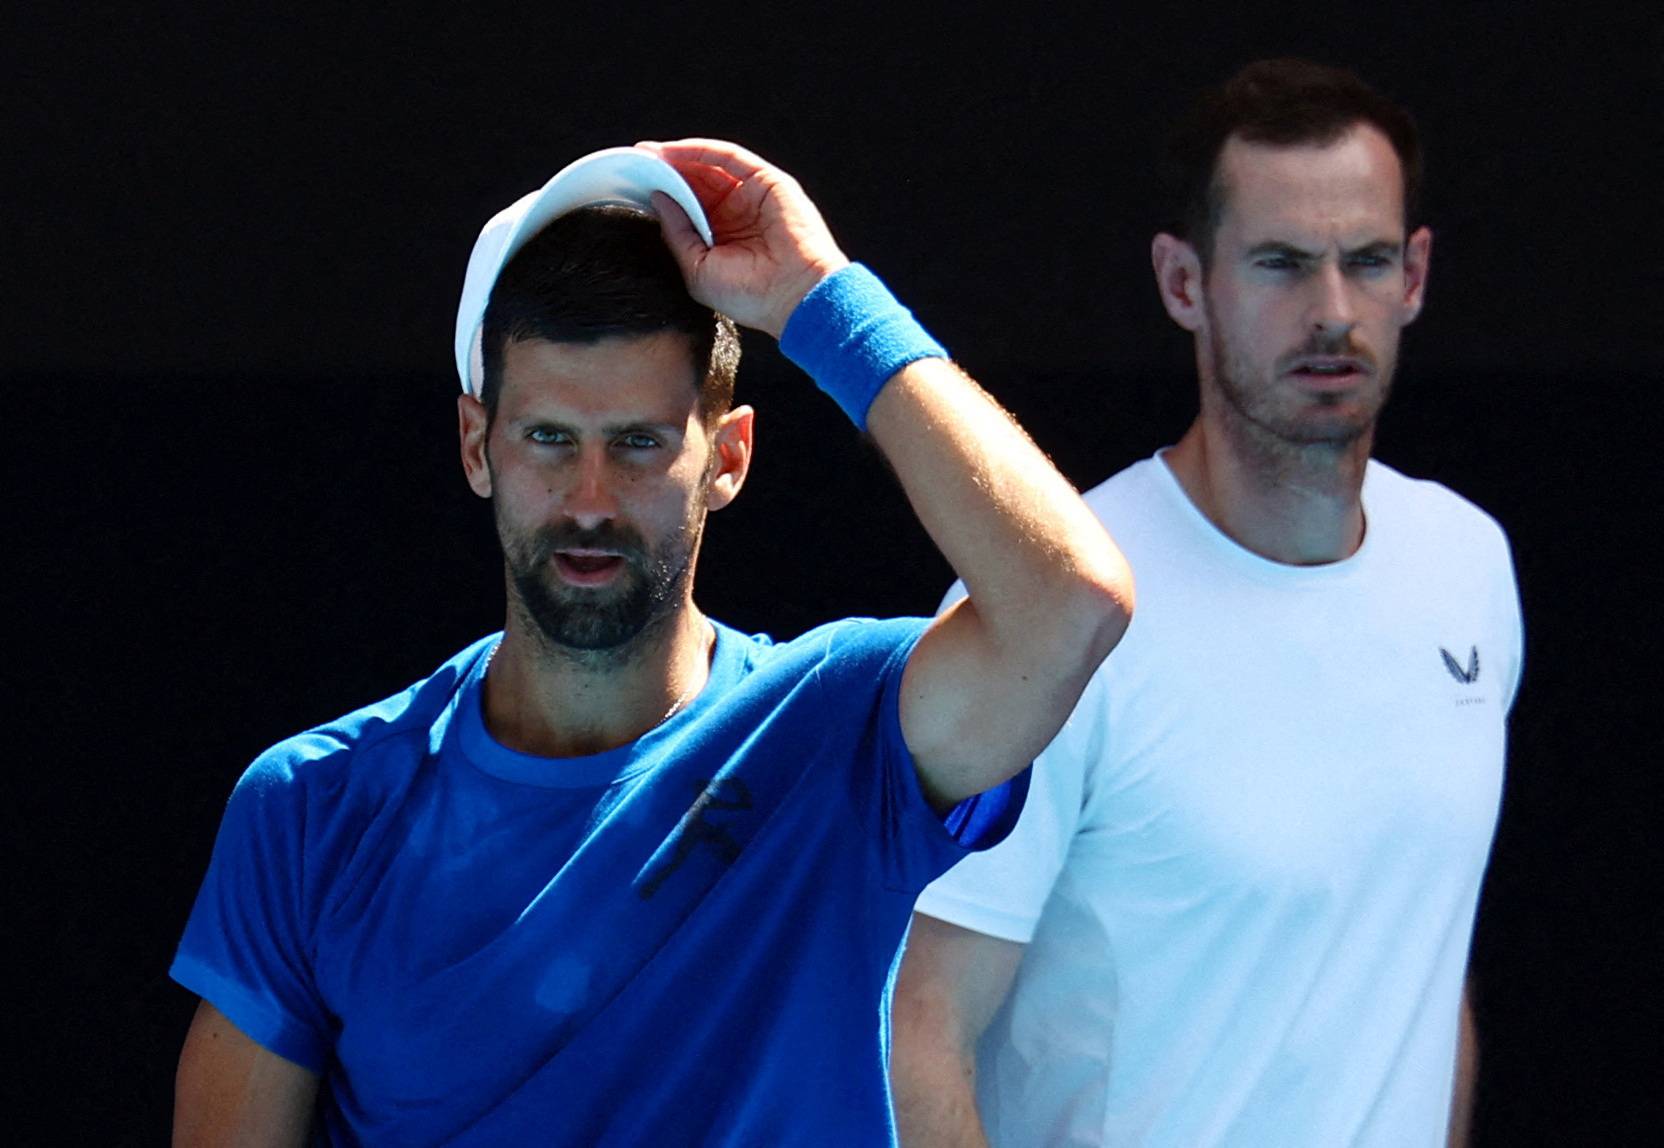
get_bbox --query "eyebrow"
[521,417,687,437]
[611,420,687,439]
[1344,240,1403,260]
[1244,240,1404,261]
[1245,241,1317,260]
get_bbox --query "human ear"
[705,405,755,512]
[458,393,493,498]
[1401,225,1433,325]
[1151,233,1207,333]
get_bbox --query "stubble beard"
[1205,302,1396,457]
[501,511,704,660]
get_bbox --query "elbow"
[1073,552,1135,671]
[979,540,1134,681]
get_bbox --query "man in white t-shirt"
[891,59,1522,1147]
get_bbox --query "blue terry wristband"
[778,263,948,429]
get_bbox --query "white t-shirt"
[916,453,1523,1147]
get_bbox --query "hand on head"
[636,139,849,339]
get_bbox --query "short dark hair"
[480,205,740,424]
[1163,58,1422,264]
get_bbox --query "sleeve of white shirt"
[911,580,1100,944]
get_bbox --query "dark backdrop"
[10,3,1659,1142]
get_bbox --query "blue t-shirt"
[172,617,1025,1145]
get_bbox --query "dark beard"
[1207,313,1391,449]
[505,519,699,652]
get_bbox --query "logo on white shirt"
[1440,645,1480,685]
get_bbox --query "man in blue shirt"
[170,138,1134,1145]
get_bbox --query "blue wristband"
[778,263,948,429]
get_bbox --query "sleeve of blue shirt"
[817,617,1030,893]
[170,740,336,1072]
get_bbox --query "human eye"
[616,431,662,451]
[526,426,571,446]
[1253,253,1300,272]
[1346,249,1396,274]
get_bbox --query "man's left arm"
[643,138,1133,809]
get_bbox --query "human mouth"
[551,549,628,587]
[1287,356,1370,389]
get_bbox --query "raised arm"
[174,998,318,1148]
[641,138,1133,808]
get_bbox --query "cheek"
[1241,291,1297,333]
[1377,284,1414,328]
[1344,286,1403,347]
[627,470,704,524]
[1214,306,1279,368]
[1206,287,1271,349]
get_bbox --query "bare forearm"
[892,917,1023,1147]
[892,927,996,1148]
[892,1045,990,1148]
[867,359,1132,656]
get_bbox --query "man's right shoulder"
[233,634,497,799]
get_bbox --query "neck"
[1166,404,1372,566]
[482,601,715,758]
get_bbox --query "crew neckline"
[455,623,743,788]
[1150,448,1377,586]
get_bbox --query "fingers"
[666,162,746,217]
[639,138,755,223]
[636,137,847,339]
[637,138,779,185]
[648,190,706,269]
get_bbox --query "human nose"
[1307,262,1358,339]
[563,447,620,529]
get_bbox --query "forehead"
[498,330,701,421]
[1215,124,1406,247]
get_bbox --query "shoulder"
[1076,455,1196,558]
[704,618,930,727]
[732,617,929,676]
[1365,460,1514,563]
[231,636,496,807]
[1078,455,1167,520]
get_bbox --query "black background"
[10,3,1660,1142]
